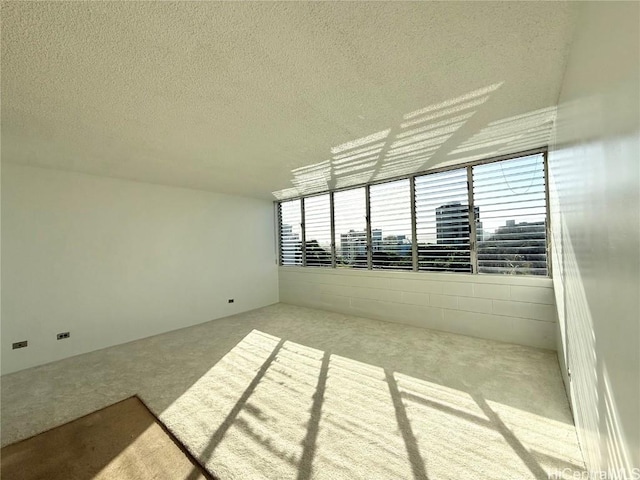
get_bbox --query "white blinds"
[279,151,549,276]
[415,168,472,272]
[303,194,332,267]
[334,187,367,268]
[473,154,547,275]
[279,199,302,266]
[369,179,412,270]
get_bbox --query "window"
[303,194,332,267]
[473,154,547,275]
[279,199,302,266]
[334,187,367,268]
[415,168,472,272]
[278,150,549,276]
[370,179,412,270]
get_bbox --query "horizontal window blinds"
[278,151,549,277]
[415,168,472,272]
[370,179,412,270]
[279,199,302,266]
[334,187,367,268]
[303,194,332,267]
[472,154,547,275]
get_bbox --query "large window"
[278,151,548,276]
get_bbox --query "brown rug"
[1,396,213,480]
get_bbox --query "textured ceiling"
[1,2,577,200]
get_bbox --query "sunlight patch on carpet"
[159,329,585,479]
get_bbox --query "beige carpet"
[1,303,585,479]
[1,396,211,480]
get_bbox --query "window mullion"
[410,176,418,272]
[301,199,306,267]
[330,191,336,268]
[275,203,281,266]
[365,184,372,270]
[467,166,478,274]
[543,151,552,277]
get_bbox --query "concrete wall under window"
[279,267,557,349]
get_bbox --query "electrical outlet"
[228,299,234,304]
[57,332,70,340]
[12,341,28,349]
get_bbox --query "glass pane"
[370,179,413,270]
[304,194,332,267]
[415,168,471,272]
[279,200,302,266]
[334,188,367,269]
[473,154,547,275]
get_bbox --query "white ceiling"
[1,2,578,200]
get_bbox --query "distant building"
[281,224,301,244]
[372,229,382,251]
[491,220,545,240]
[436,202,482,244]
[281,223,294,237]
[339,229,382,262]
[382,234,412,254]
[280,224,302,264]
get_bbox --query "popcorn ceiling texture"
[1,304,584,479]
[1,2,577,199]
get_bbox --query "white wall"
[280,267,557,349]
[1,164,279,374]
[549,2,639,475]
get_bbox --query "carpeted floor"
[1,396,211,480]
[1,303,585,479]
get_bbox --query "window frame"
[276,147,551,277]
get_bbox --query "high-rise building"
[435,202,482,244]
[280,224,302,264]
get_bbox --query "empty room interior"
[1,2,639,479]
